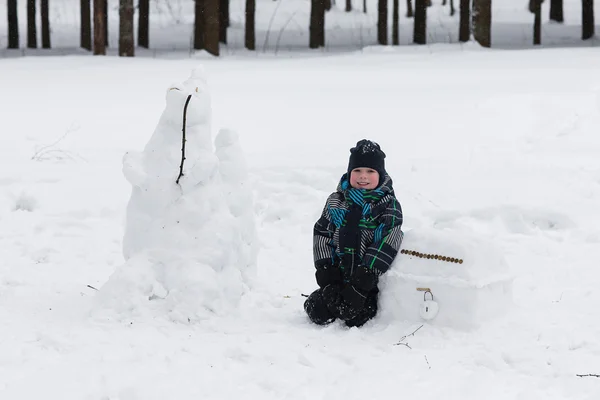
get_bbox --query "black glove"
[340,285,368,309]
[350,265,380,293]
[315,263,342,288]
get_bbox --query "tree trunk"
[310,0,325,48]
[459,0,470,42]
[325,0,332,11]
[93,0,106,54]
[450,0,455,16]
[204,0,220,55]
[363,0,367,13]
[119,0,134,56]
[346,0,352,11]
[472,0,491,47]
[413,0,427,44]
[532,0,542,44]
[582,0,594,40]
[104,0,109,46]
[81,0,92,50]
[138,0,149,47]
[194,0,205,49]
[392,0,399,44]
[406,0,413,17]
[245,0,255,49]
[220,0,229,43]
[41,0,50,48]
[8,0,19,49]
[27,0,37,48]
[378,0,388,44]
[549,0,563,22]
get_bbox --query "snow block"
[378,228,513,330]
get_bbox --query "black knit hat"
[347,139,386,183]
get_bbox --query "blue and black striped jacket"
[313,173,404,276]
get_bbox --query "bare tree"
[378,0,388,44]
[529,0,542,44]
[8,0,19,49]
[119,0,134,56]
[363,0,367,13]
[220,0,229,43]
[41,0,50,48]
[245,0,255,49]
[459,0,470,42]
[392,0,399,44]
[346,0,352,11]
[413,0,427,44]
[204,0,220,55]
[582,0,594,39]
[549,0,563,22]
[194,0,205,49]
[450,0,455,16]
[310,0,325,48]
[406,0,413,17]
[139,0,149,48]
[27,0,37,48]
[81,0,92,50]
[94,0,106,54]
[472,0,491,47]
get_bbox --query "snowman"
[93,66,257,322]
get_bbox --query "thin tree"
[530,0,542,44]
[450,0,455,16]
[220,0,229,43]
[378,0,388,44]
[138,0,149,48]
[27,0,37,48]
[363,0,367,13]
[81,0,92,50]
[406,0,413,17]
[582,0,594,40]
[459,0,470,42]
[119,0,134,56]
[41,0,50,48]
[104,0,109,46]
[392,0,399,44]
[94,0,106,54]
[194,0,205,49]
[472,0,491,47]
[549,0,563,22]
[310,0,325,48]
[346,0,352,11]
[245,0,255,49]
[7,0,19,49]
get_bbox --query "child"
[304,139,403,327]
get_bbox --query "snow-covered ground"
[2,47,600,399]
[2,0,600,398]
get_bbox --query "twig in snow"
[576,374,600,378]
[87,284,99,291]
[424,355,431,369]
[176,94,193,185]
[393,324,424,347]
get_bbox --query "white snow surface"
[2,9,600,398]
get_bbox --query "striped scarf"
[338,181,386,275]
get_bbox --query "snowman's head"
[163,66,211,127]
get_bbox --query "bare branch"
[393,324,424,347]
[576,374,600,378]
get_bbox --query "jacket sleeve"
[362,197,403,275]
[313,194,339,269]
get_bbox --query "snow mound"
[378,227,514,330]
[91,66,258,323]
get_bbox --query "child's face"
[349,168,379,190]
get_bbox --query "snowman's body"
[94,67,257,322]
